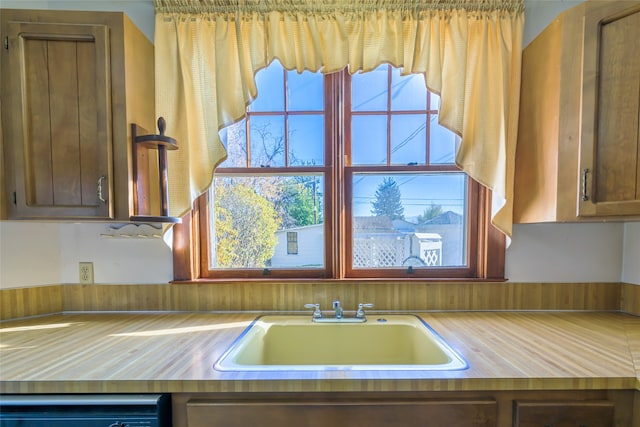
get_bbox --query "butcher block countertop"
[0,311,639,394]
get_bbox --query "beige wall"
[623,223,640,284]
[1,0,638,289]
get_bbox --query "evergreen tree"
[417,203,443,223]
[371,177,404,220]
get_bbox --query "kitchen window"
[175,61,504,281]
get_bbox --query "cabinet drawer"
[187,399,497,427]
[513,400,614,427]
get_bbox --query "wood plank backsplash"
[621,283,640,316]
[0,285,63,320]
[2,281,637,321]
[61,282,624,313]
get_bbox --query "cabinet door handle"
[97,175,107,204]
[581,168,590,201]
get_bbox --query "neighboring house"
[391,218,419,233]
[270,213,460,268]
[270,224,324,268]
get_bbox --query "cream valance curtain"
[153,0,524,237]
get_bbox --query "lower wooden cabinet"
[514,400,614,427]
[186,399,497,427]
[172,391,635,427]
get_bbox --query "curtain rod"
[154,0,524,15]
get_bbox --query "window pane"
[288,70,324,111]
[351,173,467,268]
[212,175,324,269]
[391,114,426,165]
[250,61,284,112]
[429,92,441,110]
[289,115,324,166]
[249,115,286,167]
[391,69,427,111]
[202,64,487,280]
[219,119,247,167]
[352,115,387,165]
[352,65,388,111]
[429,115,458,164]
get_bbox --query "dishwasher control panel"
[0,394,171,427]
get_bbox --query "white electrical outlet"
[79,262,94,284]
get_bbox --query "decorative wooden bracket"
[131,117,181,223]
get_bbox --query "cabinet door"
[578,2,640,217]
[513,400,614,427]
[186,399,497,427]
[3,20,113,219]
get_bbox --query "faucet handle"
[356,303,374,319]
[304,303,322,319]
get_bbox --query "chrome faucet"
[355,303,374,319]
[303,303,322,320]
[332,300,343,319]
[305,301,373,322]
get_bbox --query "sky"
[219,60,467,220]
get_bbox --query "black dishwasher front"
[0,394,171,427]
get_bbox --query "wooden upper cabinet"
[1,9,155,220]
[578,2,640,217]
[6,21,111,218]
[513,1,640,223]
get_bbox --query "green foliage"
[277,179,322,228]
[417,203,443,223]
[214,182,281,268]
[371,177,405,220]
[214,202,237,267]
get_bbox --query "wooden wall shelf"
[131,118,181,224]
